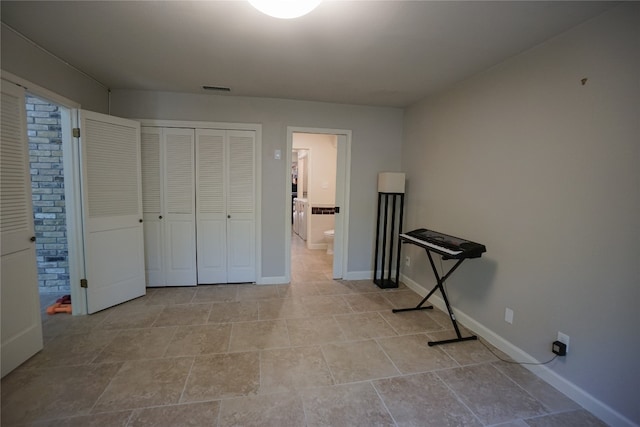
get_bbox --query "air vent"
[202,85,231,92]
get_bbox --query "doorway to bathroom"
[286,127,351,282]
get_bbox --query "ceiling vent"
[202,85,231,92]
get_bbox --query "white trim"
[139,119,262,285]
[62,110,87,315]
[400,273,637,427]
[137,119,258,132]
[258,276,288,285]
[342,271,372,281]
[286,127,352,282]
[1,70,81,109]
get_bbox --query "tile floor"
[2,235,607,426]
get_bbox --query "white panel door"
[226,130,256,283]
[78,110,146,313]
[196,129,227,284]
[140,127,164,286]
[163,128,196,286]
[0,80,43,377]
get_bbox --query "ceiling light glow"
[249,0,321,19]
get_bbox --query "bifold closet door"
[141,127,196,287]
[226,130,256,283]
[141,128,164,285]
[196,129,227,283]
[196,129,256,284]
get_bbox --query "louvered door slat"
[197,133,225,214]
[85,119,139,218]
[0,91,30,234]
[165,133,194,215]
[228,134,255,215]
[141,129,161,214]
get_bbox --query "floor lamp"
[373,172,405,289]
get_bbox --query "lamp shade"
[378,172,405,193]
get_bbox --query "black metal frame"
[392,244,478,346]
[373,192,404,289]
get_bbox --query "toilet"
[323,229,335,255]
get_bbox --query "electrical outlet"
[505,307,514,324]
[557,331,570,354]
[405,256,411,267]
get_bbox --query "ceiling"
[1,1,615,108]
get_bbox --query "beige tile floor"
[2,236,608,426]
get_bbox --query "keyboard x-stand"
[394,228,487,346]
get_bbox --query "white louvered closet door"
[141,127,164,286]
[78,110,146,314]
[162,128,196,286]
[226,130,256,283]
[0,80,43,377]
[195,129,227,283]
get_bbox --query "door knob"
[159,215,163,219]
[139,219,143,223]
[227,215,231,219]
[30,236,36,242]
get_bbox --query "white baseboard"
[401,274,637,427]
[306,242,327,250]
[342,270,373,281]
[257,276,288,285]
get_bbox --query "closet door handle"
[159,215,163,219]
[139,219,143,223]
[30,236,36,242]
[227,215,231,219]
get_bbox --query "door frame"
[0,71,88,315]
[138,119,262,283]
[285,127,352,281]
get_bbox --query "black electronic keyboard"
[400,228,486,259]
[394,227,487,346]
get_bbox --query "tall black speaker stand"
[373,192,404,289]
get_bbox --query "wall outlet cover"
[505,307,514,324]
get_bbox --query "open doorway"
[26,94,71,314]
[291,139,336,280]
[286,127,351,282]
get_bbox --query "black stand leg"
[373,192,403,289]
[392,248,477,346]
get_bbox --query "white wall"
[402,4,639,425]
[110,91,404,279]
[1,23,109,113]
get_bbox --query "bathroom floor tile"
[1,363,121,425]
[128,401,220,427]
[286,316,346,346]
[229,319,290,351]
[259,346,333,394]
[321,340,399,383]
[164,324,232,356]
[377,333,458,374]
[302,382,394,427]
[93,357,193,412]
[182,352,260,401]
[374,372,482,427]
[207,300,259,323]
[437,364,548,425]
[333,312,398,340]
[219,392,305,427]
[93,327,177,363]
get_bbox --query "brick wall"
[27,95,70,294]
